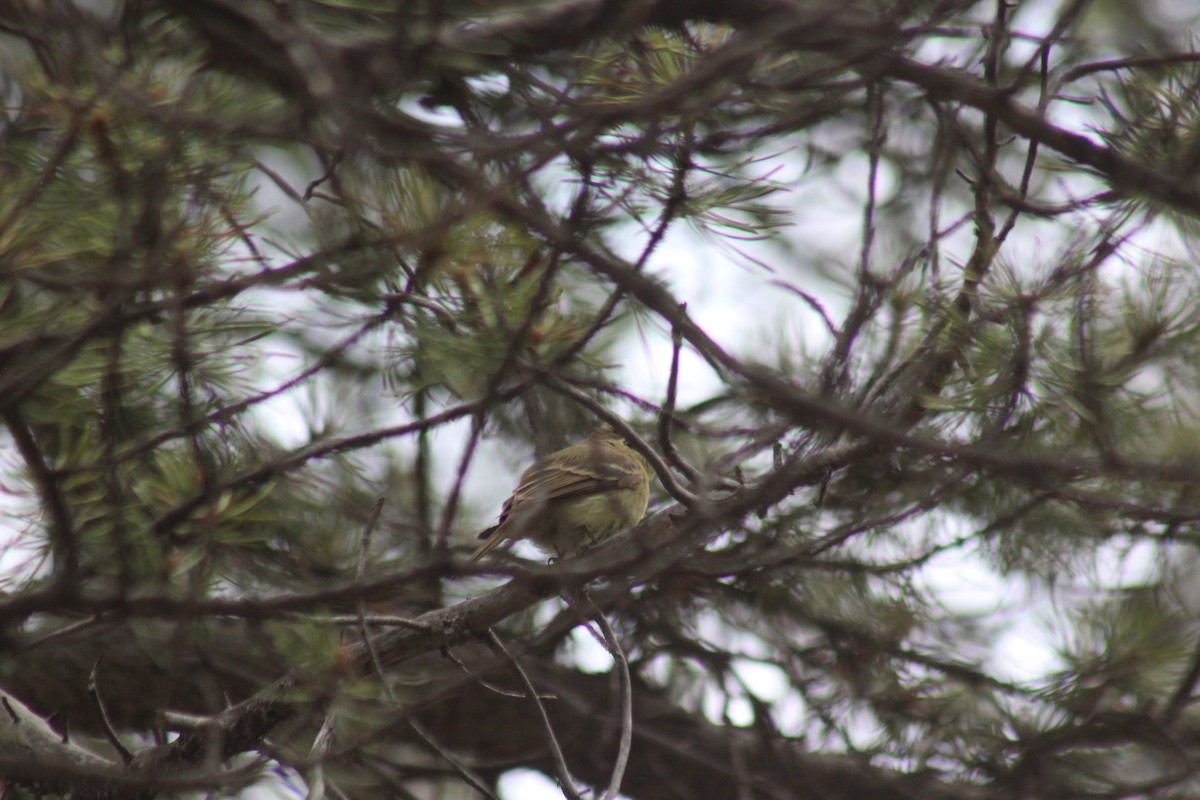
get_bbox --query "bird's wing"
[471,442,642,560]
[503,444,643,513]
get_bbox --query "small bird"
[471,424,654,561]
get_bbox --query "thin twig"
[543,375,698,508]
[658,312,703,486]
[546,132,691,371]
[99,302,403,471]
[435,252,564,552]
[354,497,386,583]
[408,717,502,800]
[486,630,583,800]
[584,598,633,800]
[88,659,133,765]
[305,703,337,800]
[3,409,78,589]
[159,709,224,732]
[355,497,396,705]
[996,25,1049,249]
[1058,51,1200,85]
[414,387,434,555]
[767,280,837,336]
[147,381,534,544]
[324,614,435,632]
[18,614,105,651]
[818,80,887,396]
[0,118,82,240]
[304,150,344,201]
[442,646,546,699]
[1162,634,1200,724]
[2,697,20,724]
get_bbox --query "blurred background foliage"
[2,0,1200,798]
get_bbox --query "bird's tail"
[470,524,505,561]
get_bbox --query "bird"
[471,424,654,561]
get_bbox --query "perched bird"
[471,424,654,561]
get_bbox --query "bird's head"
[588,422,626,442]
